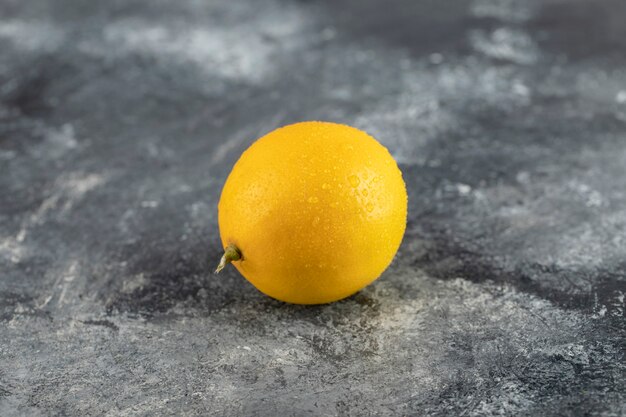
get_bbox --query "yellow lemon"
[216,121,407,304]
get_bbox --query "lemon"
[216,121,407,304]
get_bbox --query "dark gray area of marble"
[1,0,625,415]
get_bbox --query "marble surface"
[1,0,625,415]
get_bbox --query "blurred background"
[1,0,625,416]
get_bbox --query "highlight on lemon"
[215,121,407,304]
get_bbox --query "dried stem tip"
[214,244,242,274]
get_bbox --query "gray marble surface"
[1,0,625,415]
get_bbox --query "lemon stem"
[214,244,242,274]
